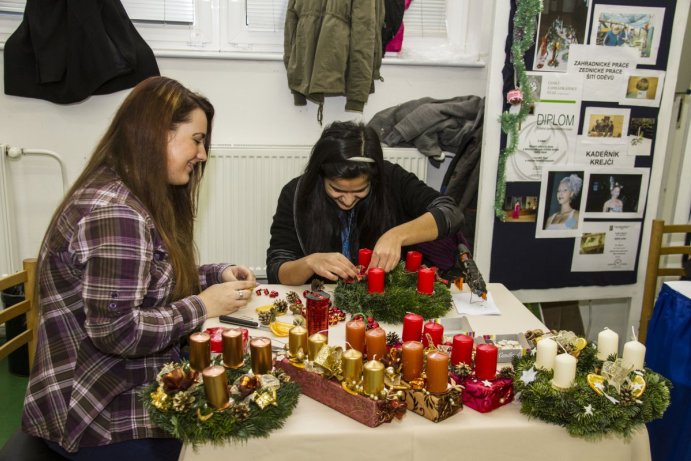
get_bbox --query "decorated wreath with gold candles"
[334,264,452,324]
[140,356,300,446]
[510,334,671,439]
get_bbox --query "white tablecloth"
[180,283,649,461]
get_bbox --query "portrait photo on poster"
[533,0,590,72]
[588,4,665,65]
[621,70,666,107]
[582,106,631,144]
[536,167,588,238]
[583,168,649,219]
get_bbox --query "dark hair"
[41,76,214,300]
[296,121,395,257]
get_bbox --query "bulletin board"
[490,0,677,290]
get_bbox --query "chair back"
[639,219,691,343]
[0,258,38,368]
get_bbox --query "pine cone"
[273,299,288,315]
[258,308,276,326]
[619,386,635,405]
[286,291,301,305]
[386,331,401,347]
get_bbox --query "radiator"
[195,145,428,278]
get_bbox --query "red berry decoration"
[263,288,270,296]
[269,290,279,298]
[255,288,262,296]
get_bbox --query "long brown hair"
[41,77,214,300]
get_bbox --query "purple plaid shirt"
[22,167,229,452]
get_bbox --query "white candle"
[597,328,619,361]
[552,353,577,389]
[534,338,558,371]
[622,340,646,370]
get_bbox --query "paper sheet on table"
[453,292,501,316]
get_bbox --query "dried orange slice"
[630,375,646,398]
[587,373,605,395]
[269,321,293,337]
[255,304,274,313]
[574,337,588,352]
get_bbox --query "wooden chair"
[639,219,691,343]
[0,258,68,461]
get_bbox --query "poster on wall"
[568,44,638,103]
[533,0,591,71]
[506,72,582,181]
[581,106,631,144]
[620,69,666,107]
[571,221,642,271]
[588,4,665,65]
[583,168,649,218]
[536,167,587,238]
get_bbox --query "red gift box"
[205,327,248,353]
[452,374,514,413]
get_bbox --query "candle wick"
[631,325,637,342]
[557,342,569,354]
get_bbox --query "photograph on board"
[533,0,590,71]
[583,169,649,219]
[582,106,631,144]
[536,167,587,238]
[503,195,539,222]
[628,117,656,156]
[621,70,666,107]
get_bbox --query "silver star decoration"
[631,382,644,392]
[595,382,605,391]
[604,393,619,405]
[583,404,593,416]
[482,379,493,387]
[521,367,537,385]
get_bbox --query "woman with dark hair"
[267,121,462,285]
[22,77,256,460]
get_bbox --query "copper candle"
[345,318,366,353]
[417,267,435,295]
[363,359,385,395]
[189,331,211,372]
[288,325,308,356]
[307,332,327,360]
[402,312,424,342]
[249,337,273,375]
[202,365,229,409]
[422,320,444,348]
[342,348,364,383]
[475,343,498,380]
[401,341,424,382]
[426,350,450,393]
[222,328,245,368]
[451,334,474,366]
[365,327,387,361]
[405,250,422,272]
[367,267,385,293]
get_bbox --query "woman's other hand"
[198,280,257,318]
[222,265,256,282]
[306,252,358,282]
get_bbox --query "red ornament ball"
[507,88,523,105]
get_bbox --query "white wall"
[0,57,488,267]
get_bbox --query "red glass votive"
[358,248,373,268]
[306,291,330,338]
[422,320,444,348]
[417,268,435,295]
[475,343,498,380]
[402,312,424,342]
[367,267,385,293]
[405,250,423,272]
[451,334,474,366]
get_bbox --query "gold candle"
[363,359,385,396]
[250,337,273,375]
[307,332,327,360]
[342,348,363,383]
[222,328,244,368]
[202,365,229,409]
[288,325,308,356]
[189,331,211,372]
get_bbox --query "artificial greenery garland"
[495,0,543,219]
[333,264,453,324]
[511,344,671,439]
[140,357,300,447]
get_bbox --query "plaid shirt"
[22,167,229,452]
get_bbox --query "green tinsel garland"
[495,0,543,219]
[140,358,300,447]
[512,344,671,439]
[333,264,452,324]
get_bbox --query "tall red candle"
[358,248,373,268]
[422,320,444,348]
[402,312,424,342]
[475,343,498,380]
[417,267,435,295]
[451,334,474,366]
[405,250,422,272]
[367,267,385,293]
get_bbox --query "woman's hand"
[198,280,257,318]
[221,265,256,283]
[306,252,358,282]
[371,230,404,272]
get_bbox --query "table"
[179,283,650,461]
[645,281,691,461]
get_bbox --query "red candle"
[405,250,422,272]
[402,312,424,342]
[426,350,450,393]
[367,267,385,294]
[417,267,435,295]
[365,327,387,361]
[422,320,443,348]
[475,343,498,380]
[358,248,373,268]
[401,341,424,382]
[451,334,474,366]
[345,318,366,353]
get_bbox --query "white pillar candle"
[622,340,646,370]
[596,327,619,361]
[534,338,558,371]
[552,353,577,389]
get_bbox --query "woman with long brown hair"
[22,77,255,460]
